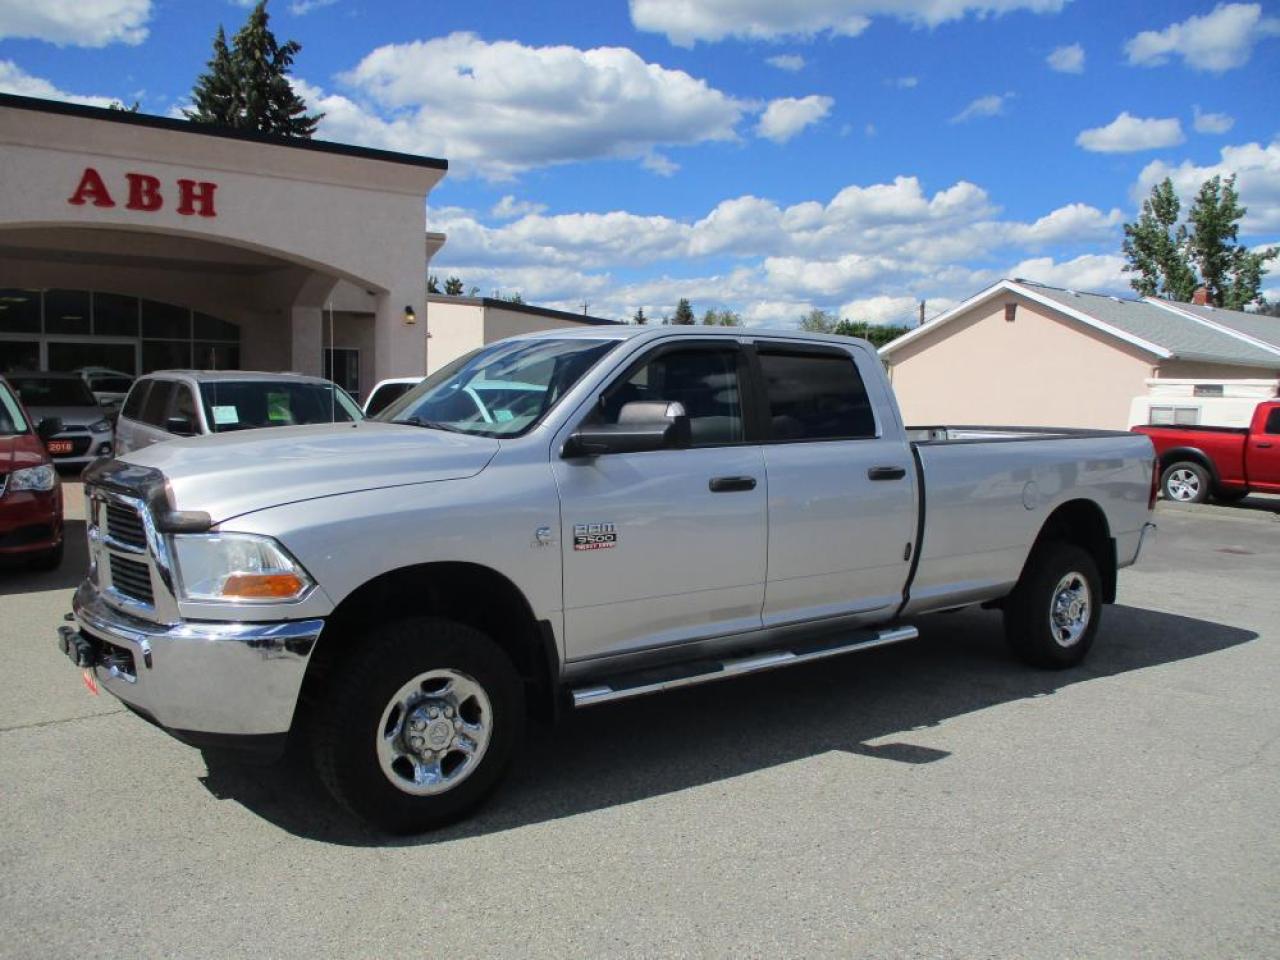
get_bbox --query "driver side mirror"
[562,401,690,458]
[165,415,197,437]
[36,417,63,442]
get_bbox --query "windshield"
[377,338,618,438]
[10,376,98,408]
[365,381,417,417]
[198,380,363,433]
[0,381,30,435]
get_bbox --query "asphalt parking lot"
[1,485,1277,959]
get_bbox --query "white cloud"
[766,54,806,71]
[1076,112,1184,153]
[490,195,547,220]
[629,0,1068,46]
[1124,3,1280,72]
[838,295,922,326]
[950,92,1013,123]
[0,0,149,47]
[755,95,834,143]
[1192,106,1235,135]
[0,60,118,107]
[304,33,749,180]
[1007,253,1129,293]
[290,0,338,13]
[887,75,919,88]
[642,151,680,176]
[1134,140,1280,234]
[1046,42,1084,73]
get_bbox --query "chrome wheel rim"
[375,669,492,796]
[1165,468,1201,501]
[1049,572,1092,648]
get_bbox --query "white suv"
[115,370,363,455]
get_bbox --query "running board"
[570,625,919,708]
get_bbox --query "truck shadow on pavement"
[198,603,1255,846]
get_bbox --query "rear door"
[553,341,768,663]
[132,378,176,450]
[114,379,152,454]
[753,340,918,628]
[1247,405,1280,492]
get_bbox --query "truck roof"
[512,324,875,350]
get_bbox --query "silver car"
[7,371,113,470]
[115,370,363,456]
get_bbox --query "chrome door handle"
[867,465,907,481]
[709,476,757,493]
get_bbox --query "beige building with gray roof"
[880,279,1280,430]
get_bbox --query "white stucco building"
[0,92,618,401]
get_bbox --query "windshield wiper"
[400,416,467,435]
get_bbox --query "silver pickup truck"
[61,327,1157,832]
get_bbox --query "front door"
[1249,406,1280,492]
[553,343,767,663]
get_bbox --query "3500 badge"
[573,522,617,551]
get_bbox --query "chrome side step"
[570,625,919,709]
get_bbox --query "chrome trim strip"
[571,625,919,708]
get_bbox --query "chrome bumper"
[67,581,323,737]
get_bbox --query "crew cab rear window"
[141,380,175,426]
[1266,408,1280,434]
[758,349,876,441]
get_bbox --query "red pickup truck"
[1133,400,1280,503]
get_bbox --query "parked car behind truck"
[1134,399,1280,503]
[115,370,363,455]
[60,327,1157,832]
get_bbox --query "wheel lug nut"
[453,719,462,729]
[444,706,453,718]
[428,707,439,719]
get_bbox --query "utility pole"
[918,300,926,326]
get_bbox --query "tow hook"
[57,626,98,669]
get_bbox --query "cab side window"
[141,380,175,428]
[121,380,151,421]
[169,385,200,435]
[757,349,876,441]
[591,348,744,447]
[1265,407,1280,435]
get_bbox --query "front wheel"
[310,617,524,833]
[1160,461,1210,503]
[1004,542,1102,669]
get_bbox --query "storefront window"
[143,340,193,371]
[43,289,91,336]
[142,299,192,339]
[93,292,141,337]
[193,342,240,370]
[0,290,41,333]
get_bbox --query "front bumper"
[0,489,62,555]
[63,581,323,744]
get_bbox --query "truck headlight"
[172,533,313,603]
[8,464,58,492]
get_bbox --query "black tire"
[310,617,524,833]
[1004,542,1102,669]
[1160,460,1210,504]
[27,539,63,572]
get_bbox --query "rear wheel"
[1160,461,1210,504]
[1004,542,1102,669]
[310,617,524,833]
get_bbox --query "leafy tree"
[632,307,648,325]
[500,292,524,304]
[832,318,912,348]
[701,308,741,326]
[671,298,695,325]
[443,276,465,296]
[108,100,140,112]
[798,308,838,333]
[1124,175,1276,309]
[187,2,322,137]
[427,274,440,294]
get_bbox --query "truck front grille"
[105,502,148,550]
[109,555,154,606]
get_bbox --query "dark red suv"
[0,375,64,569]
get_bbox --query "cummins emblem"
[573,522,617,551]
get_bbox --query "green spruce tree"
[671,298,695,324]
[187,2,321,138]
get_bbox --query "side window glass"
[593,348,744,447]
[121,381,151,420]
[758,350,876,441]
[141,380,175,427]
[171,385,199,432]
[1265,407,1280,435]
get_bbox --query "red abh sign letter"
[67,167,115,208]
[125,173,163,211]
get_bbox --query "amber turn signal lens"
[220,573,307,599]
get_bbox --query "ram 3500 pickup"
[1134,399,1280,504]
[61,327,1157,832]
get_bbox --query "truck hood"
[120,421,500,523]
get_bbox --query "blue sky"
[1,0,1277,324]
